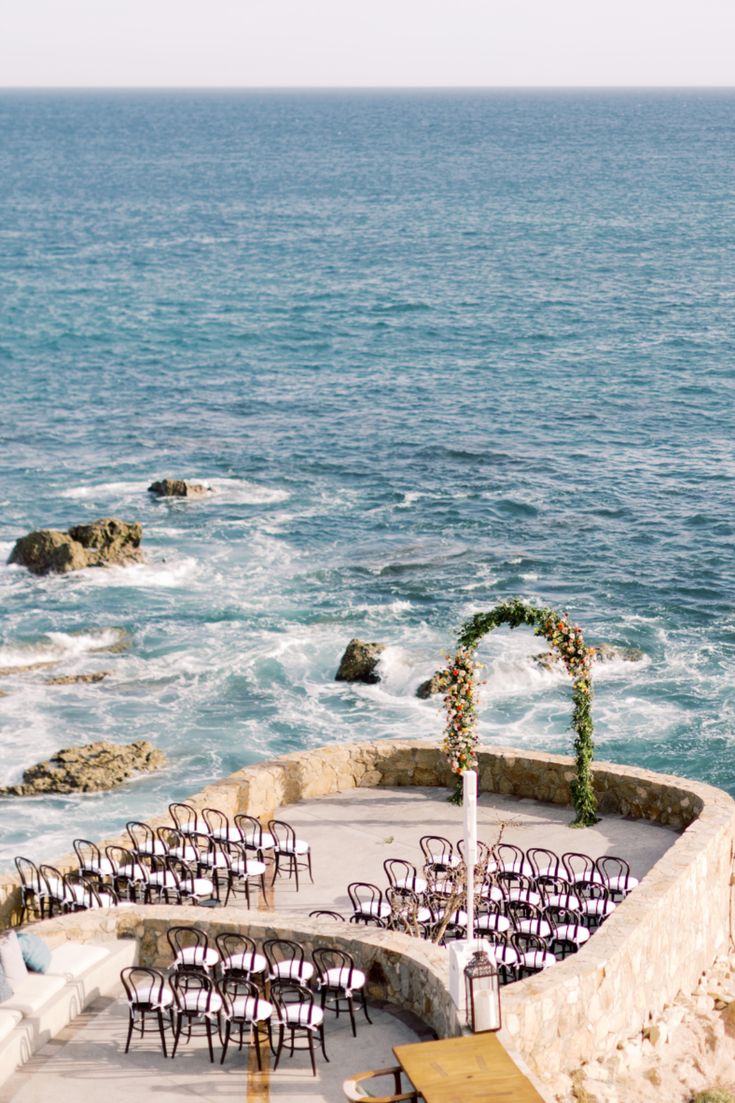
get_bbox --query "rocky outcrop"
[0,660,59,677]
[534,643,644,671]
[335,639,385,684]
[148,479,210,498]
[7,519,143,575]
[0,740,166,796]
[416,671,448,699]
[45,672,110,685]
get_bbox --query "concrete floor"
[0,994,428,1103]
[0,787,677,1102]
[271,785,678,916]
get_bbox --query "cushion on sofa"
[0,970,13,1003]
[0,935,27,983]
[47,943,110,982]
[1,974,66,1016]
[16,934,51,975]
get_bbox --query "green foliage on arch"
[442,597,599,827]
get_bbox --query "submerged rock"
[8,518,143,575]
[0,740,166,796]
[0,660,60,677]
[416,671,448,699]
[533,643,644,670]
[335,638,386,684]
[148,479,210,498]
[45,672,110,685]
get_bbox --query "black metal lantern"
[464,949,501,1033]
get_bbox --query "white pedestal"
[448,938,493,1013]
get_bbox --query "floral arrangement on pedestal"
[442,597,599,827]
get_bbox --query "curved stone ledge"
[2,739,734,1081]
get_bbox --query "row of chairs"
[14,810,313,923]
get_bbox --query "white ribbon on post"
[463,769,478,942]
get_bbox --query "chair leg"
[361,988,373,1024]
[308,1031,316,1077]
[171,1015,183,1059]
[293,854,299,892]
[260,871,269,906]
[271,853,280,885]
[347,996,357,1037]
[253,1023,262,1071]
[306,849,313,884]
[125,1012,135,1054]
[205,1018,214,1064]
[157,1009,168,1058]
[273,1025,285,1071]
[220,1021,230,1064]
[319,1024,329,1062]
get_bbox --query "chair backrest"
[126,821,159,855]
[220,975,259,1016]
[263,938,304,972]
[169,802,199,835]
[270,982,314,1021]
[73,838,102,871]
[536,873,573,897]
[39,864,67,901]
[267,819,296,849]
[202,806,230,838]
[383,858,419,890]
[233,813,266,848]
[596,854,631,883]
[507,899,542,924]
[495,843,525,873]
[498,870,535,894]
[312,946,355,986]
[347,881,383,915]
[167,925,209,963]
[546,905,584,928]
[561,851,596,885]
[457,838,495,871]
[419,835,454,870]
[510,930,548,956]
[527,847,560,879]
[170,971,215,1013]
[106,845,141,879]
[309,910,345,921]
[14,857,41,894]
[121,966,168,1008]
[215,931,258,967]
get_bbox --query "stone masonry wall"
[1,740,733,1081]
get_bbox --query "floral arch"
[442,597,599,827]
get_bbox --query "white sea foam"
[0,627,127,669]
[76,557,201,589]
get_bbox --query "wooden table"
[393,1034,547,1103]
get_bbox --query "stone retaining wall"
[2,740,734,1083]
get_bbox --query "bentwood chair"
[14,857,46,923]
[309,910,346,921]
[347,882,390,927]
[267,820,313,890]
[167,925,220,975]
[263,938,315,987]
[342,1066,419,1102]
[233,813,276,862]
[215,932,268,985]
[106,845,148,903]
[547,906,590,959]
[220,840,268,907]
[419,835,457,874]
[383,859,427,896]
[219,977,273,1069]
[527,847,560,880]
[313,946,371,1036]
[596,855,639,900]
[169,802,200,837]
[271,983,328,1076]
[121,966,173,1057]
[73,839,115,886]
[126,821,167,861]
[202,806,242,844]
[170,972,223,1064]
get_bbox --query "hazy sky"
[1,0,734,88]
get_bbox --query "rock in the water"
[532,643,644,670]
[148,479,210,498]
[416,671,448,699]
[592,643,644,664]
[0,740,166,796]
[335,638,386,684]
[0,660,60,677]
[8,518,143,575]
[45,672,110,685]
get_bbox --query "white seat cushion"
[230,859,267,877]
[128,983,174,1009]
[189,877,214,897]
[506,889,541,906]
[491,945,519,967]
[553,924,590,946]
[1,974,66,1015]
[175,947,219,967]
[242,831,275,850]
[281,1003,324,1027]
[479,884,503,903]
[179,990,223,1015]
[228,996,272,1022]
[222,952,267,975]
[199,852,229,869]
[500,859,535,877]
[272,960,314,983]
[211,827,242,842]
[605,875,639,893]
[148,871,178,889]
[475,913,510,934]
[521,950,556,970]
[136,840,167,856]
[277,839,309,855]
[515,918,553,939]
[582,898,616,918]
[320,967,366,992]
[357,901,390,919]
[169,846,198,862]
[47,943,110,980]
[546,892,582,910]
[81,858,115,876]
[392,876,427,893]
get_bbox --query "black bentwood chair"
[14,857,46,923]
[313,946,371,1036]
[219,977,273,1069]
[267,820,313,890]
[121,967,172,1057]
[170,972,223,1064]
[271,983,328,1076]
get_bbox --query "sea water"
[0,90,733,866]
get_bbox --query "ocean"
[0,90,733,867]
